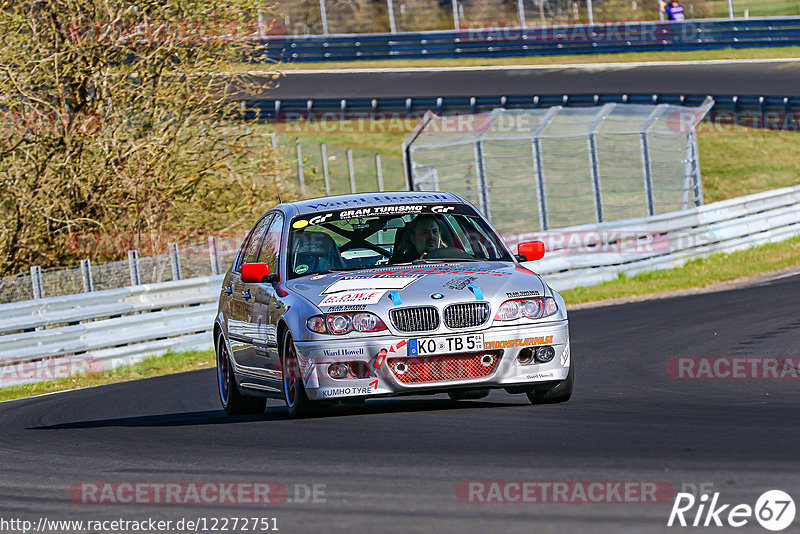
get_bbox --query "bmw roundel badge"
[431,293,444,299]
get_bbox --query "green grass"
[697,127,800,203]
[244,46,800,72]
[0,349,215,402]
[562,234,800,304]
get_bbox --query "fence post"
[587,133,603,223]
[640,132,656,217]
[319,0,329,35]
[295,139,306,194]
[473,141,491,220]
[387,0,397,33]
[128,250,141,286]
[586,104,615,224]
[639,104,667,217]
[530,106,560,231]
[682,132,695,210]
[451,0,460,30]
[375,154,385,192]
[80,259,94,293]
[30,265,43,300]
[517,0,526,27]
[321,143,331,195]
[168,243,182,281]
[347,148,356,193]
[209,236,221,276]
[587,0,594,23]
[691,131,704,206]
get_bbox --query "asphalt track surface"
[3,272,800,533]
[257,59,800,99]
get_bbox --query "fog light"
[328,363,349,379]
[517,348,534,364]
[535,346,556,363]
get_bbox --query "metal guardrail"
[513,184,800,289]
[0,276,222,387]
[251,93,800,131]
[1,186,798,387]
[256,17,800,62]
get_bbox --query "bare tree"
[0,0,290,274]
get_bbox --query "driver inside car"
[390,214,473,264]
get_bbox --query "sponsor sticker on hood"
[322,274,424,294]
[319,290,386,306]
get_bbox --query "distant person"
[660,0,686,20]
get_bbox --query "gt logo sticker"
[309,213,333,225]
[431,205,455,213]
[319,291,386,306]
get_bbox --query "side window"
[257,212,284,274]
[238,214,274,270]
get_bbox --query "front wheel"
[217,331,266,415]
[526,364,573,405]
[281,330,316,418]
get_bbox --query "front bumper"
[294,320,570,401]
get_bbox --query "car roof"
[278,191,467,217]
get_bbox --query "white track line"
[249,57,800,76]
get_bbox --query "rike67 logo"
[668,490,796,531]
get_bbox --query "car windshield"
[287,203,513,279]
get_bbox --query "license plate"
[408,334,484,356]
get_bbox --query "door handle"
[242,290,252,299]
[224,286,233,295]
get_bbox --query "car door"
[248,212,285,385]
[228,213,274,370]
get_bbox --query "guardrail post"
[347,148,356,193]
[128,250,141,286]
[473,140,491,220]
[80,259,94,292]
[295,139,306,194]
[376,154,385,192]
[321,143,331,195]
[30,265,43,300]
[209,236,221,276]
[168,243,182,281]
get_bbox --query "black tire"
[448,389,490,401]
[281,330,317,418]
[216,331,266,416]
[526,363,574,405]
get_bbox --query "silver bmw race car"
[214,191,572,417]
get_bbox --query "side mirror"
[241,263,275,284]
[518,240,545,262]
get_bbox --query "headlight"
[494,298,558,321]
[307,312,387,335]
